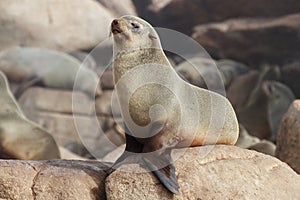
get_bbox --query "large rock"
[95,90,115,116]
[19,87,93,115]
[0,0,114,51]
[133,0,300,35]
[18,87,94,147]
[106,145,300,199]
[276,100,300,174]
[18,87,123,158]
[100,69,115,90]
[96,0,137,17]
[0,160,108,200]
[192,13,300,66]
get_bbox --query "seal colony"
[0,71,60,160]
[110,16,239,194]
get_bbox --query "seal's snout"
[111,19,122,35]
[112,19,119,25]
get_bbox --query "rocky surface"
[0,1,299,199]
[18,87,124,158]
[69,51,98,71]
[0,160,108,200]
[100,69,115,90]
[19,87,93,115]
[133,0,300,35]
[192,13,300,65]
[276,100,300,174]
[0,146,299,199]
[0,0,114,51]
[106,145,300,199]
[18,88,92,146]
[96,0,137,17]
[95,90,114,116]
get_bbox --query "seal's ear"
[148,33,157,40]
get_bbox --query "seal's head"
[111,15,161,52]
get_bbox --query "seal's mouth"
[112,28,122,35]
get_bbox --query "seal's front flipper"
[143,149,180,195]
[109,132,144,173]
[14,75,43,99]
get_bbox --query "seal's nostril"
[113,19,118,25]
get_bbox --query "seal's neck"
[113,48,170,84]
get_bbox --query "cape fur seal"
[0,71,60,160]
[237,67,294,140]
[0,47,102,98]
[110,15,239,194]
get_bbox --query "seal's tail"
[143,149,180,195]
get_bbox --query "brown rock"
[104,127,125,147]
[89,41,113,70]
[0,160,108,200]
[100,70,115,90]
[97,0,137,17]
[106,145,300,199]
[69,51,97,71]
[30,113,84,146]
[276,100,300,173]
[192,13,300,65]
[134,0,300,35]
[0,0,114,51]
[19,87,93,115]
[95,90,113,116]
[18,87,122,159]
[98,116,116,133]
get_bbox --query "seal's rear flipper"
[14,75,43,99]
[143,150,180,195]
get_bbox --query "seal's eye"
[131,23,140,31]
